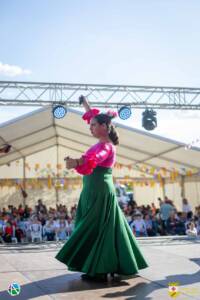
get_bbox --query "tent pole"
[161,178,166,199]
[23,157,26,207]
[55,144,59,207]
[180,175,185,198]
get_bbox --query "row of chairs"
[1,224,72,243]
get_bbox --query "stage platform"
[0,236,200,300]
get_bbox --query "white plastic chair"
[30,223,42,242]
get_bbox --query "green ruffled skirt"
[55,166,148,276]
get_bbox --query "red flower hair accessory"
[82,108,100,124]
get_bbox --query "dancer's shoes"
[81,274,93,280]
[109,272,121,281]
[81,273,107,282]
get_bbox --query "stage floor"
[0,236,200,300]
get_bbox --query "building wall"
[1,178,200,211]
[0,185,81,209]
[134,183,163,207]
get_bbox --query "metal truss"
[1,80,200,109]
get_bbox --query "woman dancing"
[56,96,148,281]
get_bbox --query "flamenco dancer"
[56,96,148,281]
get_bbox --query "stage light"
[118,106,132,120]
[52,105,67,119]
[142,109,157,131]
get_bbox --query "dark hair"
[187,211,193,219]
[94,113,119,145]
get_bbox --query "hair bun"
[106,110,118,119]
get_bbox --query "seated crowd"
[0,200,76,243]
[120,196,200,238]
[0,196,200,243]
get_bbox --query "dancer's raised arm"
[79,95,100,125]
[79,95,91,112]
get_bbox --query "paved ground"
[0,236,200,300]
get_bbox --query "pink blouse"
[75,109,116,175]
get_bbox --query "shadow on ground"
[0,258,199,300]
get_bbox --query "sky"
[1,0,200,147]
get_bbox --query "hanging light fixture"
[52,105,67,119]
[118,106,132,120]
[142,109,157,130]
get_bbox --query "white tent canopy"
[0,107,200,209]
[0,106,199,172]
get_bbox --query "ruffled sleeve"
[75,143,112,175]
[82,108,100,124]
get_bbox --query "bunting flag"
[150,181,155,187]
[9,159,200,179]
[25,163,31,171]
[47,176,52,189]
[1,160,200,190]
[56,164,62,170]
[34,163,40,171]
[0,178,172,189]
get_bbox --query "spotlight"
[118,106,132,120]
[52,105,67,119]
[142,109,157,131]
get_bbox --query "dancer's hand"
[64,156,77,169]
[79,95,91,112]
[79,95,86,105]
